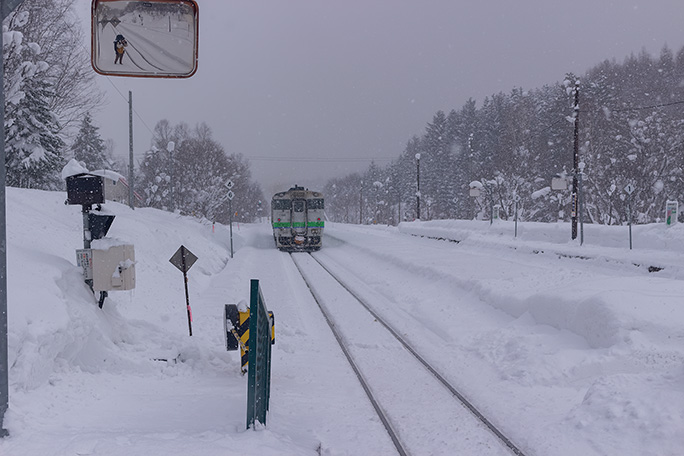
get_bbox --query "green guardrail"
[246,279,273,429]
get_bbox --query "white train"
[271,186,324,251]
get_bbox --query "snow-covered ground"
[0,187,683,455]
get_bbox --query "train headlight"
[311,229,320,235]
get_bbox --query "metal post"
[128,91,134,210]
[82,205,92,250]
[167,141,175,212]
[628,195,633,250]
[571,80,580,240]
[579,169,584,246]
[229,199,234,258]
[415,153,421,220]
[358,180,364,225]
[514,199,518,238]
[0,0,25,436]
[484,182,493,226]
[182,253,192,337]
[0,8,8,436]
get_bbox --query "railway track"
[290,252,529,456]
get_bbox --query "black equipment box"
[66,174,104,206]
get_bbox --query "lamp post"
[415,153,421,220]
[578,162,585,245]
[359,181,363,225]
[513,194,520,238]
[167,141,175,211]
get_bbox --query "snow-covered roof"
[60,159,89,180]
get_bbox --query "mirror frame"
[91,0,199,78]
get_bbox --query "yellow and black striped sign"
[238,308,250,373]
[224,304,275,374]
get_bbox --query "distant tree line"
[324,46,684,226]
[2,0,265,224]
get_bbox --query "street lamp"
[167,141,175,212]
[578,161,585,245]
[359,180,363,224]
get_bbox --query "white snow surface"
[0,187,683,455]
[61,158,89,179]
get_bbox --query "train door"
[292,199,307,237]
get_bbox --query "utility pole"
[571,80,580,240]
[128,91,134,210]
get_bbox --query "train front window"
[293,201,305,212]
[272,199,291,210]
[308,199,324,210]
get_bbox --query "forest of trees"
[4,0,684,227]
[138,120,265,223]
[2,0,265,225]
[324,46,684,227]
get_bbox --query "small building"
[90,169,143,207]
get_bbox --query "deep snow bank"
[5,187,234,391]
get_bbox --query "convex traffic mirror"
[91,0,199,78]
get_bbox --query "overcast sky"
[82,0,684,196]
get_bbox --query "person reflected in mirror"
[114,34,128,64]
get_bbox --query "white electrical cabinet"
[77,245,136,292]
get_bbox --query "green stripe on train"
[272,221,324,228]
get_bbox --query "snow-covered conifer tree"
[3,7,66,190]
[71,113,109,170]
[3,40,65,188]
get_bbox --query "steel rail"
[307,252,529,456]
[290,253,409,456]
